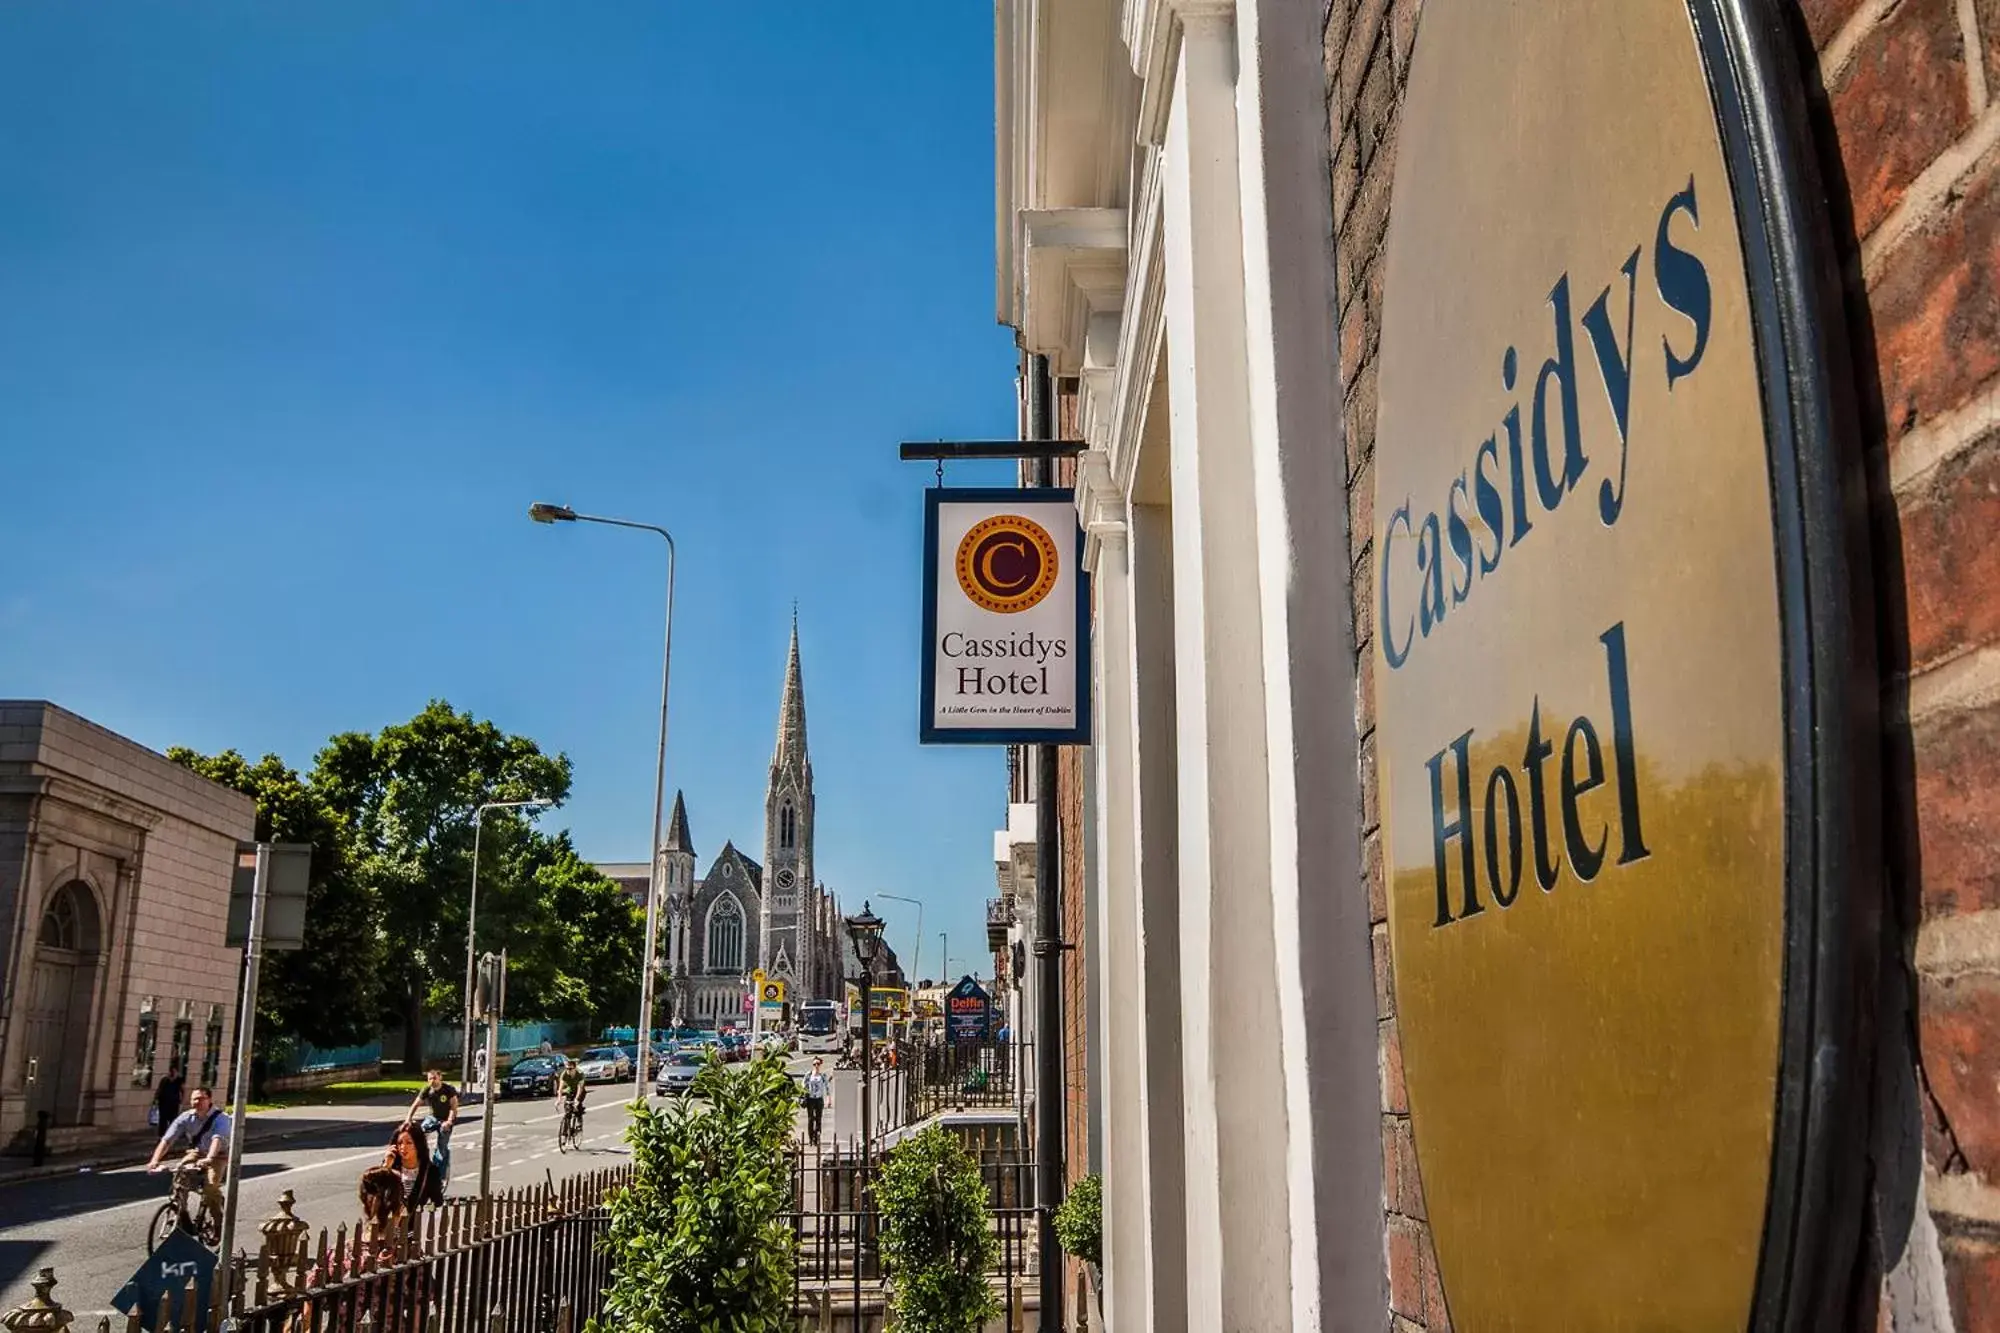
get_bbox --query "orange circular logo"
[955,515,1059,614]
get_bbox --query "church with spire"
[602,613,845,1029]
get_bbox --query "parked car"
[502,1056,559,1099]
[655,1049,704,1097]
[576,1046,632,1084]
[613,1041,660,1080]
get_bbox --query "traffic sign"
[114,1228,215,1330]
[760,979,785,1005]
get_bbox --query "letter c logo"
[956,515,1060,613]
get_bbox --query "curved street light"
[530,501,676,1103]
[875,893,924,989]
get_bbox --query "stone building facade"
[0,701,253,1155]
[987,0,2000,1328]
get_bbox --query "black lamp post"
[847,901,884,1164]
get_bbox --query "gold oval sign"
[1369,1,1850,1327]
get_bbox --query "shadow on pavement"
[3,1161,293,1228]
[0,1238,56,1303]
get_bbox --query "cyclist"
[145,1086,230,1222]
[406,1068,460,1186]
[556,1055,587,1138]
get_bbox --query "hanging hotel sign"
[920,487,1090,745]
[1371,2,1872,1329]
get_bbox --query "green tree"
[875,1124,1001,1333]
[166,747,384,1050]
[308,700,571,1061]
[1053,1172,1102,1270]
[593,1052,800,1332]
[532,836,645,1023]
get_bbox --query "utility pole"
[212,843,268,1313]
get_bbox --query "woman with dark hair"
[384,1121,443,1210]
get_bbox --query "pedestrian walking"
[152,1062,185,1131]
[802,1057,831,1145]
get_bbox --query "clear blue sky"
[0,4,1020,986]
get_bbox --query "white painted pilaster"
[1128,499,1190,1333]
[1158,8,1296,1328]
[1081,451,1149,1332]
[1232,1,1387,1323]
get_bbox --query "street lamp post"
[847,902,884,1165]
[530,501,676,1103]
[464,798,552,1088]
[876,894,923,987]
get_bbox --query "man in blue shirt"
[146,1086,231,1218]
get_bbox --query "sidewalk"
[0,1095,465,1189]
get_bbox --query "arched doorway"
[22,882,102,1126]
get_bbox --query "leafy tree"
[875,1124,1001,1333]
[308,700,571,1061]
[1053,1172,1103,1270]
[593,1051,800,1332]
[533,836,645,1023]
[166,747,384,1049]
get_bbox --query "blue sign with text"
[114,1227,216,1330]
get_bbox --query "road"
[0,1087,638,1320]
[0,1057,866,1321]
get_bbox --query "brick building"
[987,0,2000,1329]
[0,702,253,1156]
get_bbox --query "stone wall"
[1326,0,2000,1328]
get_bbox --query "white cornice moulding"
[1076,448,1129,574]
[1100,148,1166,502]
[1126,0,1235,146]
[1020,207,1128,377]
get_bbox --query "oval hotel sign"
[1372,2,1873,1329]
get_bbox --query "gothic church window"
[780,803,795,849]
[706,895,744,973]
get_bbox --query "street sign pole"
[213,841,268,1318]
[478,949,505,1205]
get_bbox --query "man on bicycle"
[556,1056,587,1128]
[146,1086,230,1220]
[406,1068,460,1186]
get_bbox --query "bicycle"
[147,1152,220,1252]
[556,1097,584,1153]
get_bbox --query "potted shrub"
[1053,1172,1102,1279]
[590,1050,799,1331]
[875,1124,1000,1333]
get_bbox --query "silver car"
[655,1050,703,1097]
[576,1046,632,1084]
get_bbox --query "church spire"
[773,609,808,772]
[663,789,694,858]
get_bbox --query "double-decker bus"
[798,1000,842,1056]
[867,987,910,1043]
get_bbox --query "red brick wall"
[1052,399,1094,1305]
[1328,1,2000,1328]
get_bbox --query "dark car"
[503,1056,559,1099]
[718,1033,749,1064]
